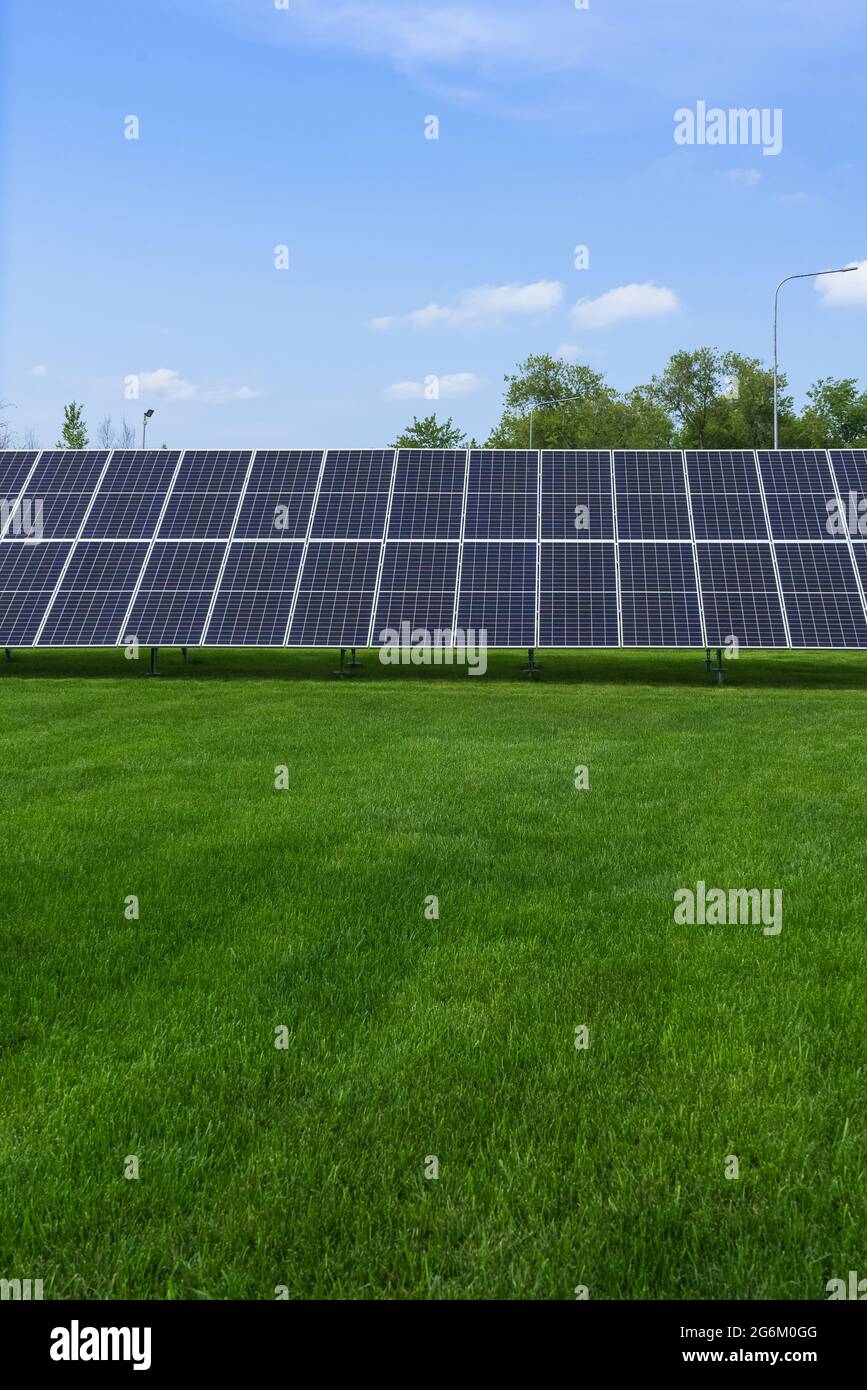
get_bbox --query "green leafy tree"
[649,348,723,447]
[486,353,673,448]
[799,377,867,446]
[487,354,615,448]
[56,401,88,449]
[393,414,474,449]
[693,353,794,448]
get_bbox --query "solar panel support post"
[4,648,11,662]
[711,647,725,687]
[181,647,188,665]
[148,646,160,677]
[334,647,347,678]
[704,647,712,672]
[348,646,361,669]
[523,646,540,679]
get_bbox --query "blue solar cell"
[0,451,39,520]
[204,542,304,645]
[82,450,181,540]
[233,451,324,541]
[540,451,614,540]
[38,541,150,645]
[774,543,867,647]
[614,451,692,540]
[123,541,227,645]
[828,450,867,539]
[854,543,867,598]
[619,543,703,646]
[287,541,381,646]
[685,451,768,540]
[310,451,394,539]
[539,542,618,646]
[464,451,538,540]
[156,451,252,539]
[696,543,787,647]
[372,541,460,641]
[757,450,842,541]
[387,451,466,539]
[20,450,110,539]
[455,542,536,646]
[0,541,73,645]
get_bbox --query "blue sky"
[2,0,867,448]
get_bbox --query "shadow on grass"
[1,648,866,690]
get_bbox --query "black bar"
[4,1297,860,1374]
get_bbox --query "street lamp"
[773,267,857,447]
[142,408,155,449]
[528,394,592,448]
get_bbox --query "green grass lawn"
[1,647,865,1300]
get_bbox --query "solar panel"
[828,450,867,539]
[0,541,73,645]
[203,542,304,646]
[0,450,39,526]
[696,543,788,647]
[853,543,867,600]
[619,543,703,646]
[122,541,227,645]
[5,446,867,657]
[37,541,150,646]
[20,450,109,539]
[82,450,181,539]
[156,451,252,539]
[387,451,467,539]
[286,541,381,646]
[372,542,460,641]
[614,451,692,540]
[464,451,538,539]
[685,451,768,540]
[455,542,536,646]
[539,542,619,646]
[774,543,867,648]
[757,450,842,541]
[310,451,394,539]
[233,450,324,541]
[541,451,614,540]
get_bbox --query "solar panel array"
[2,447,867,649]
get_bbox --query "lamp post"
[527,394,592,448]
[773,267,857,447]
[142,408,155,449]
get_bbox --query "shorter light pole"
[773,267,857,447]
[142,408,155,449]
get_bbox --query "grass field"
[1,647,865,1301]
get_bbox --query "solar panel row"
[1,447,866,650]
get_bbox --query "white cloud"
[234,0,579,72]
[728,169,761,188]
[557,343,580,361]
[383,372,481,400]
[571,283,680,330]
[32,364,47,376]
[223,0,851,86]
[815,260,867,306]
[136,368,260,404]
[373,280,563,330]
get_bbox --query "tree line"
[393,348,867,451]
[0,401,151,450]
[4,347,866,454]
